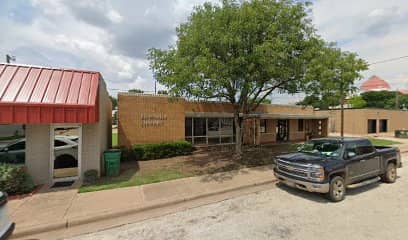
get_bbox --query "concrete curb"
[12,178,277,239]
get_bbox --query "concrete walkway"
[8,165,276,239]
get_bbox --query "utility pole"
[395,90,400,109]
[6,54,16,63]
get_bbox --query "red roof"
[361,75,391,91]
[399,90,408,95]
[0,63,100,124]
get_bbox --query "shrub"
[83,169,98,184]
[133,141,194,160]
[0,164,36,195]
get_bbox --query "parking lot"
[68,154,408,240]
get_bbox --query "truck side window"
[356,141,375,155]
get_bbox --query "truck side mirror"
[346,151,356,159]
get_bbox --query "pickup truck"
[274,137,402,202]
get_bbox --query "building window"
[185,117,234,145]
[298,119,304,132]
[367,119,377,134]
[260,119,267,133]
[380,119,388,133]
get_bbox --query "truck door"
[345,140,381,183]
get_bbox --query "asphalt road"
[68,155,408,240]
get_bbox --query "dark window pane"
[260,119,267,133]
[185,118,192,137]
[220,118,233,135]
[194,137,207,145]
[221,136,233,144]
[208,137,220,145]
[193,118,206,136]
[298,119,304,132]
[368,119,376,134]
[8,141,25,151]
[54,140,67,147]
[207,118,220,137]
[380,119,387,133]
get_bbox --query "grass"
[369,138,401,146]
[79,143,299,193]
[112,132,118,146]
[79,169,184,193]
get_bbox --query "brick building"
[118,94,329,147]
[319,108,408,135]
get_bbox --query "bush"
[83,169,98,184]
[133,141,194,160]
[0,164,36,195]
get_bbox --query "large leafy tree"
[149,0,326,154]
[303,46,368,136]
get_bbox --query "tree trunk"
[233,111,242,157]
[340,96,344,137]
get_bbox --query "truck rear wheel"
[327,176,346,202]
[382,163,397,183]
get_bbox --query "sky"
[1,0,408,104]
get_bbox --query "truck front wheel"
[382,163,397,183]
[327,176,346,202]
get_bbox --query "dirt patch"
[121,143,300,177]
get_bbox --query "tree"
[149,0,325,155]
[361,91,398,109]
[109,96,118,109]
[297,94,340,110]
[303,46,368,136]
[348,95,366,108]
[128,89,144,94]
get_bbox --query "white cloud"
[1,0,408,101]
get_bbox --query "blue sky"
[1,0,408,103]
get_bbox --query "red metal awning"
[0,63,100,124]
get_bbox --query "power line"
[369,55,408,65]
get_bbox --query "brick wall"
[320,109,408,135]
[118,94,186,147]
[119,94,328,146]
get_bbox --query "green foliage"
[361,91,408,109]
[302,46,368,107]
[0,164,36,195]
[128,89,144,93]
[297,94,340,109]
[109,96,117,109]
[148,0,327,152]
[361,91,395,108]
[395,130,408,138]
[133,141,194,160]
[348,95,367,108]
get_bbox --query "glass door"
[51,125,81,181]
[276,120,289,142]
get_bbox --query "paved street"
[68,155,408,240]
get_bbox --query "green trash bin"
[104,149,121,177]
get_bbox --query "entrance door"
[50,125,81,182]
[276,120,289,142]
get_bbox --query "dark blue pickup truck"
[274,137,402,202]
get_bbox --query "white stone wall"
[25,124,51,184]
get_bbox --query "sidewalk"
[8,165,276,239]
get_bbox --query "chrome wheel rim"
[389,167,396,181]
[333,180,344,199]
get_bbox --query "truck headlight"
[310,167,325,181]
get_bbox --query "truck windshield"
[298,141,343,157]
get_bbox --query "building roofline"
[0,62,100,74]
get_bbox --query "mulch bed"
[7,185,43,201]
